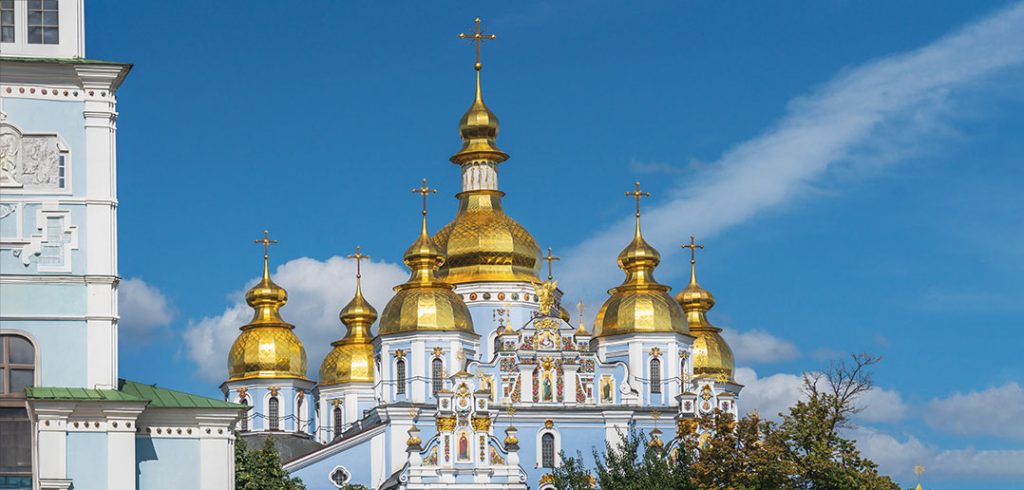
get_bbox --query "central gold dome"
[228,246,308,381]
[433,191,542,285]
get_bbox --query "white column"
[562,365,578,405]
[518,365,533,403]
[200,432,233,490]
[411,340,425,402]
[370,431,387,489]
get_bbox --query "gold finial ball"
[474,62,482,71]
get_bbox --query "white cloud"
[850,426,1024,481]
[856,387,909,423]
[721,328,800,363]
[182,256,408,383]
[560,3,1024,323]
[925,382,1024,440]
[119,277,174,344]
[734,366,804,420]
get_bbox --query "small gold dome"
[450,68,508,165]
[228,242,308,381]
[675,244,734,382]
[433,191,542,284]
[380,207,475,335]
[594,191,686,337]
[320,250,378,386]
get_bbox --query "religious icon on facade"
[458,432,470,461]
[600,375,615,403]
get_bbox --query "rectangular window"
[0,0,14,43]
[57,155,66,188]
[28,0,59,45]
[38,216,67,267]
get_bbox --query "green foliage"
[553,354,902,490]
[235,436,306,490]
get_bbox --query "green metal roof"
[26,379,244,410]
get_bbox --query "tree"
[552,427,697,490]
[553,354,901,490]
[235,436,306,490]
[773,353,901,490]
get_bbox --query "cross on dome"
[347,245,370,279]
[458,17,497,71]
[254,229,278,259]
[681,235,704,265]
[411,178,438,216]
[543,246,560,281]
[625,181,651,219]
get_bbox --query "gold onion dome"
[228,232,308,381]
[319,247,378,386]
[675,237,734,383]
[594,183,687,337]
[434,19,542,285]
[380,181,475,335]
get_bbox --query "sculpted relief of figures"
[0,117,68,191]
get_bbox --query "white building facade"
[0,2,243,489]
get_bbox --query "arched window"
[0,334,35,487]
[295,397,304,433]
[541,433,555,468]
[239,398,249,431]
[333,405,343,438]
[650,358,662,394]
[396,359,407,395]
[431,358,443,395]
[268,397,279,431]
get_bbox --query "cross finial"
[625,181,651,219]
[458,17,497,71]
[254,229,278,260]
[543,246,560,281]
[411,178,437,216]
[347,245,370,279]
[576,299,585,319]
[681,235,704,265]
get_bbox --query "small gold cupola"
[676,236,735,382]
[433,18,543,285]
[319,246,378,386]
[594,182,687,337]
[227,231,309,381]
[379,180,475,335]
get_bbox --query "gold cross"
[347,245,369,279]
[411,178,437,216]
[625,181,651,219]
[254,229,278,259]
[576,299,585,319]
[681,235,704,264]
[543,247,560,281]
[458,17,497,71]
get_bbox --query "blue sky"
[86,1,1023,487]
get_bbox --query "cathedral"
[222,18,742,490]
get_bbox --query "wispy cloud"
[181,256,408,383]
[925,382,1024,440]
[119,277,175,344]
[721,328,800,363]
[852,426,1024,481]
[560,3,1024,314]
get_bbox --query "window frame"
[431,358,444,395]
[238,398,249,432]
[26,0,59,45]
[650,357,662,394]
[332,405,343,439]
[541,432,556,468]
[395,359,406,395]
[0,334,36,485]
[0,0,14,44]
[267,397,280,431]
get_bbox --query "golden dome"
[380,189,475,335]
[433,191,542,284]
[450,54,508,165]
[594,183,686,338]
[675,238,734,382]
[319,247,378,386]
[228,234,308,381]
